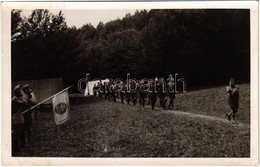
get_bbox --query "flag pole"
[86,73,90,95]
[22,85,74,114]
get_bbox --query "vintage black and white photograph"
[2,1,259,166]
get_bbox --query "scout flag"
[52,90,71,125]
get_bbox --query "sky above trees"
[21,9,137,28]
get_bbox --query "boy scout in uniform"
[226,78,239,122]
[12,84,26,155]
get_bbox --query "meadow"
[16,84,250,157]
[175,83,250,124]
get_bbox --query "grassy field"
[175,83,250,124]
[16,84,250,157]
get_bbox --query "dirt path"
[143,106,250,129]
[113,99,250,129]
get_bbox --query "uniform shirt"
[11,96,26,124]
[226,85,239,108]
[12,96,27,115]
[167,82,176,99]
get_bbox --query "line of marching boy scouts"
[11,84,39,156]
[10,77,239,156]
[92,76,240,123]
[92,75,176,110]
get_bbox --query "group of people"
[92,76,177,110]
[92,76,240,123]
[11,84,38,156]
[10,77,240,155]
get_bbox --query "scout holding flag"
[21,86,73,125]
[12,85,73,155]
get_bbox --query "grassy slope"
[17,84,250,157]
[175,84,250,124]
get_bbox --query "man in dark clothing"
[137,82,145,108]
[149,80,157,110]
[107,82,112,102]
[120,83,125,104]
[22,84,37,138]
[130,82,137,105]
[93,84,97,96]
[98,82,104,97]
[226,78,239,122]
[167,81,176,109]
[125,83,131,105]
[158,78,167,110]
[103,82,108,100]
[111,83,117,102]
[12,84,26,155]
[138,80,149,108]
[131,91,138,106]
[139,91,146,108]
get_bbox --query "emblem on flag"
[52,90,71,125]
[54,103,68,114]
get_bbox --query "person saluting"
[226,78,239,122]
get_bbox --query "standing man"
[130,82,137,105]
[150,79,157,110]
[158,78,167,110]
[12,84,26,155]
[98,82,104,97]
[138,80,148,108]
[22,84,36,139]
[167,80,176,110]
[226,78,239,122]
[125,81,131,105]
[23,84,38,119]
[104,82,108,100]
[93,84,97,96]
[111,83,117,102]
[120,82,125,104]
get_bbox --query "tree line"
[11,9,250,89]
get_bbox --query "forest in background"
[11,9,250,89]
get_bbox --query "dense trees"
[11,9,250,88]
[11,9,22,41]
[11,10,80,82]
